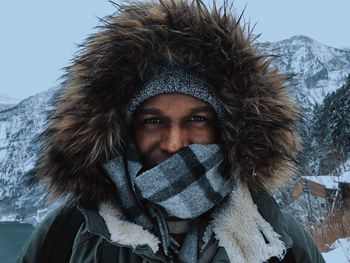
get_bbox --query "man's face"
[132,93,218,168]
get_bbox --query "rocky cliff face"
[268,35,350,108]
[0,89,56,224]
[1,36,349,224]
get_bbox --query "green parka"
[18,189,324,263]
[19,0,325,262]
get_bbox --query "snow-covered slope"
[0,93,19,105]
[0,89,56,224]
[0,93,19,112]
[1,35,349,224]
[322,238,350,263]
[268,35,350,107]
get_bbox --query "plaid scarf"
[103,144,234,262]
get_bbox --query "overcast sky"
[1,0,349,100]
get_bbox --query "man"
[18,0,325,262]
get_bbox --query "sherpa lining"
[99,202,160,253]
[99,182,286,262]
[212,182,286,263]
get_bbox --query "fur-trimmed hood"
[33,0,300,206]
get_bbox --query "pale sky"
[0,1,349,100]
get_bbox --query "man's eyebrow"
[137,108,162,115]
[189,106,214,114]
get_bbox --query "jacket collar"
[250,187,293,249]
[210,182,291,262]
[79,182,293,262]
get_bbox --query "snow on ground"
[322,238,350,263]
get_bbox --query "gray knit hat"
[128,65,226,121]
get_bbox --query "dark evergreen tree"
[311,75,350,174]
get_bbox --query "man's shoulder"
[22,205,67,249]
[36,205,84,237]
[17,205,86,263]
[279,208,325,263]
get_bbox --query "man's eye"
[144,118,162,124]
[189,116,208,122]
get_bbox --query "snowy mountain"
[0,89,56,224]
[1,35,349,224]
[0,93,20,111]
[268,35,350,108]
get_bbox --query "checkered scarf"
[103,144,234,262]
[134,144,233,218]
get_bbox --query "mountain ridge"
[0,35,349,224]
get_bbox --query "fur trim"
[99,202,160,253]
[212,182,286,263]
[32,0,301,204]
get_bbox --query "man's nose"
[160,126,188,154]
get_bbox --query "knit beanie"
[128,65,226,121]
